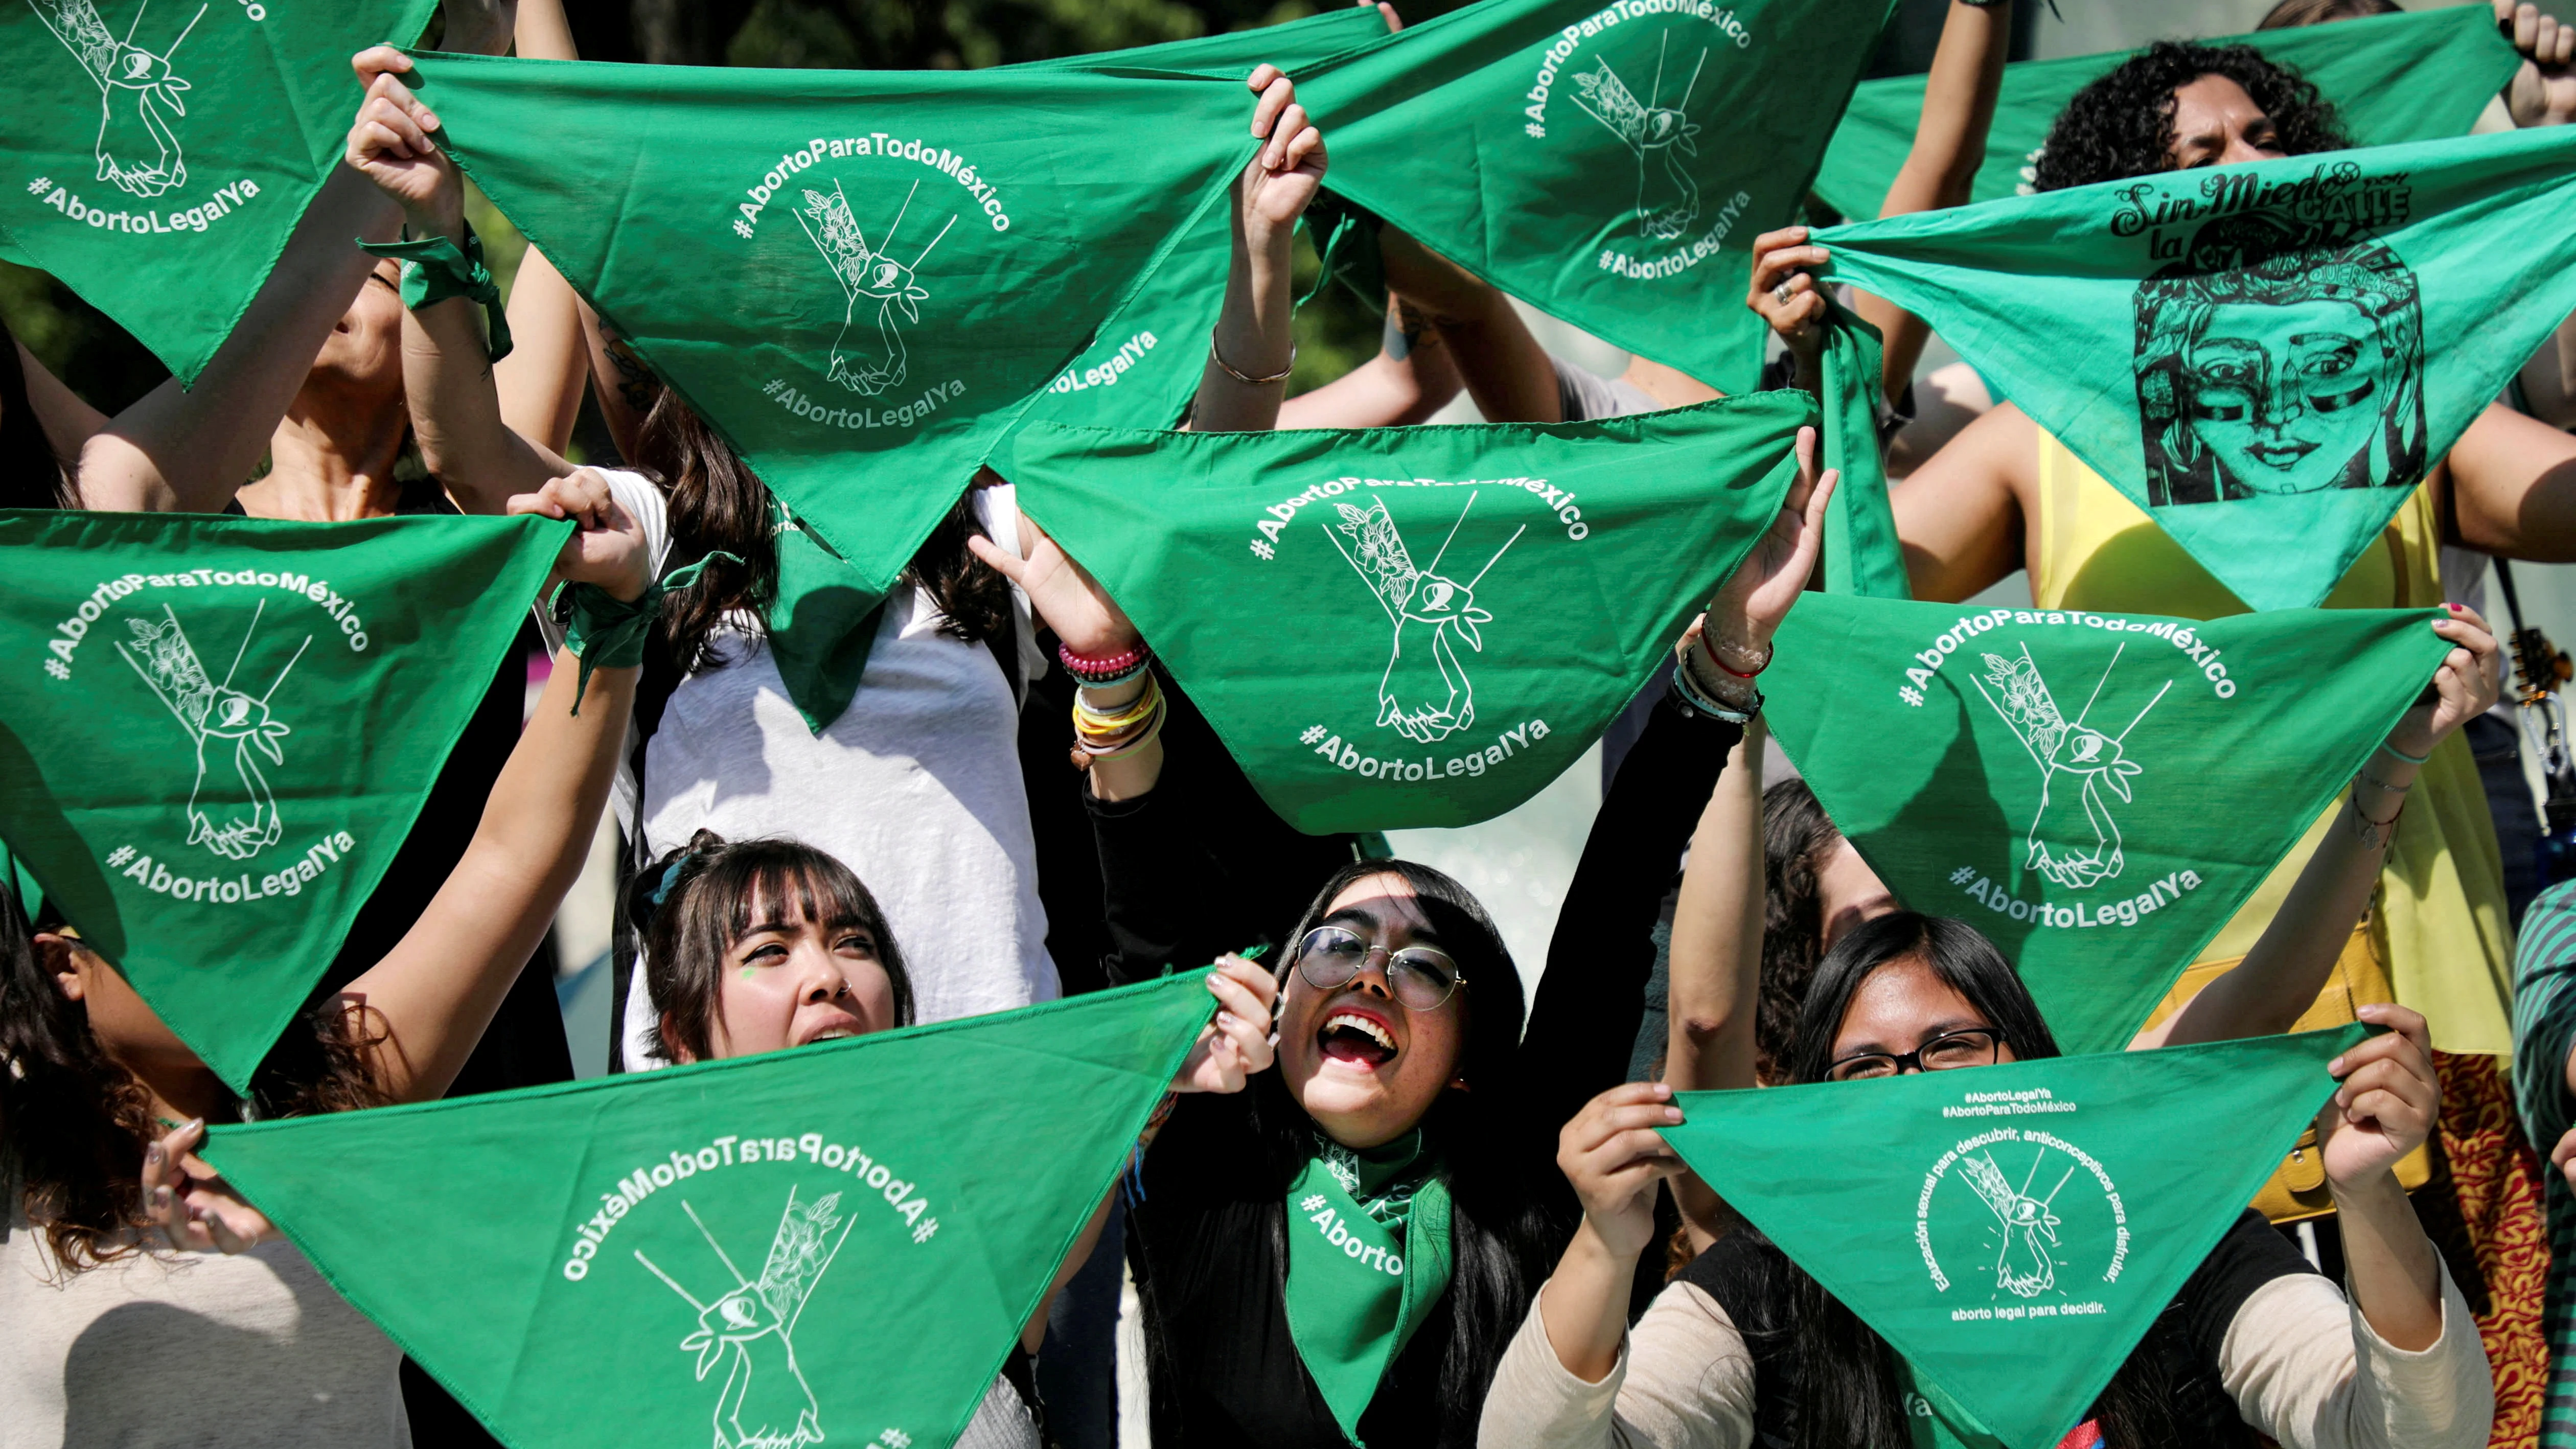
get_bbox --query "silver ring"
[1773,281,1795,306]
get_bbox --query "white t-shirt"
[626,484,1057,1062]
[0,1209,410,1448]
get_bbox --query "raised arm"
[1191,66,1327,433]
[1664,724,1765,1095]
[2442,403,2576,561]
[1849,0,2012,401]
[1277,297,1464,428]
[1524,428,1835,1137]
[2152,607,2500,1048]
[334,469,648,1102]
[1381,225,1562,424]
[73,169,399,512]
[478,1,591,457]
[345,48,577,514]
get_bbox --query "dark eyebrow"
[1322,904,1447,949]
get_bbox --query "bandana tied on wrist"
[553,553,741,714]
[359,220,514,363]
[1281,1132,1453,1443]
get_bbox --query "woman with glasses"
[1486,911,2493,1449]
[968,425,1836,1446]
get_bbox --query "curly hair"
[2032,41,2352,193]
[1,889,389,1274]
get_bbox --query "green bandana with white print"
[1281,1130,1453,1445]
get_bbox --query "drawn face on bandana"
[2134,226,2427,507]
[2181,297,2393,496]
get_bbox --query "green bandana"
[1011,5,1388,76]
[1814,126,2576,612]
[1008,393,1810,832]
[0,509,566,1090]
[1297,0,1897,395]
[1817,304,1909,598]
[0,0,439,383]
[199,971,1217,1449]
[1763,593,2451,1054]
[1282,1132,1454,1444]
[1812,5,2519,224]
[359,221,513,364]
[1660,1025,2370,1449]
[404,52,1259,730]
[1002,6,1394,446]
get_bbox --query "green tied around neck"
[553,552,741,714]
[1281,1132,1453,1444]
[359,220,513,364]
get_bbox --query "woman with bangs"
[965,393,1839,1441]
[143,824,1280,1449]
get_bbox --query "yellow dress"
[2031,428,2515,1055]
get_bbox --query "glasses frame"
[1824,1027,2008,1083]
[1292,925,1467,1011]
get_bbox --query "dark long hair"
[628,830,916,1064]
[0,887,388,1273]
[1757,778,1843,1084]
[1155,858,1562,1448]
[627,390,1012,678]
[0,323,77,510]
[2032,41,2351,193]
[1746,913,2179,1447]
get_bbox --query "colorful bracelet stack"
[1058,639,1154,688]
[1667,617,1764,724]
[1073,670,1166,762]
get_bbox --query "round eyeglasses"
[1824,1027,2007,1083]
[1293,925,1466,1011]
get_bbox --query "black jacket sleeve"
[1087,673,1360,984]
[1521,689,1743,1141]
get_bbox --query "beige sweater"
[1478,1265,2491,1449]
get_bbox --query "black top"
[1679,1209,2319,1447]
[226,490,572,1095]
[1096,689,1744,1448]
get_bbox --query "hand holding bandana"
[1811,126,2576,611]
[0,509,567,1089]
[199,973,1223,1449]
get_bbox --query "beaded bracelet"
[1700,637,1774,680]
[1059,639,1152,687]
[2345,783,2406,851]
[1671,650,1759,723]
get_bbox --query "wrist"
[2325,1161,2409,1208]
[404,200,466,248]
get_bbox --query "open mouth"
[1318,1008,1399,1070]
